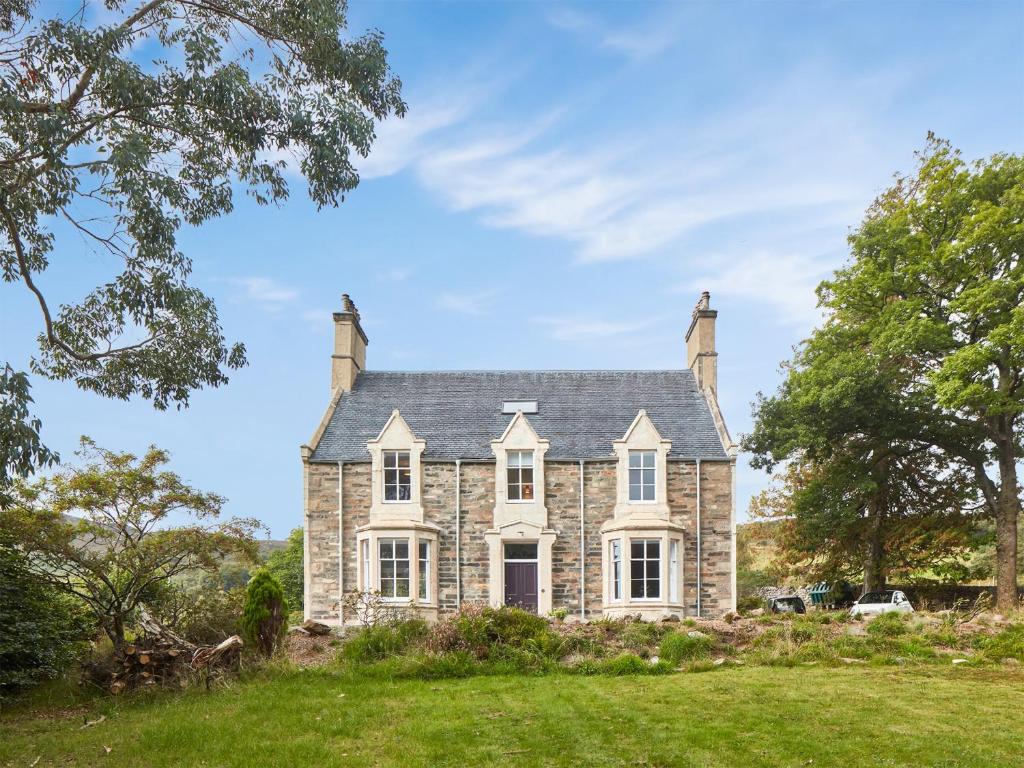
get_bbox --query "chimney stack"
[685,291,717,396]
[331,293,368,393]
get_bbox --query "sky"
[2,0,1023,539]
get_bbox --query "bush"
[866,612,907,638]
[659,631,713,665]
[147,582,245,645]
[0,538,93,697]
[736,595,763,613]
[241,569,287,656]
[602,652,652,675]
[428,605,553,658]
[342,619,429,663]
[620,620,666,653]
[975,624,1024,662]
[264,528,304,613]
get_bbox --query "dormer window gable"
[491,411,549,528]
[367,410,426,522]
[612,410,672,519]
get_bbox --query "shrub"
[736,595,763,613]
[620,620,665,652]
[659,632,713,665]
[602,652,651,675]
[264,528,304,613]
[975,624,1024,662]
[0,538,93,697]
[241,569,288,657]
[342,619,429,663]
[428,605,553,658]
[147,582,245,645]
[866,612,907,638]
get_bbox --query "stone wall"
[304,456,734,622]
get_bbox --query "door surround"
[484,522,556,616]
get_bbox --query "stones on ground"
[952,658,969,665]
[1001,658,1019,665]
[687,630,708,639]
[288,626,311,635]
[840,657,866,665]
[713,658,726,666]
[845,624,867,637]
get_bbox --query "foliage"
[0,365,57,506]
[659,631,714,665]
[974,624,1024,662]
[0,438,259,648]
[0,0,405,487]
[241,569,287,656]
[0,532,93,697]
[341,620,429,664]
[146,581,245,645]
[264,527,303,612]
[746,136,1023,598]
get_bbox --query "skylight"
[502,400,538,414]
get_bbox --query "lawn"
[2,667,1022,767]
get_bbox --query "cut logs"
[107,607,244,694]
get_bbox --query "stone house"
[302,292,738,624]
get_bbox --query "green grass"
[3,667,1023,767]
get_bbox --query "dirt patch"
[285,633,338,667]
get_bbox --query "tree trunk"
[994,425,1020,612]
[863,496,887,592]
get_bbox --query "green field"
[3,666,1022,767]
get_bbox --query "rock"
[839,657,866,665]
[845,624,867,637]
[1001,658,1020,666]
[952,658,969,665]
[713,658,726,666]
[748,608,765,617]
[288,626,311,636]
[301,620,332,636]
[687,630,708,639]
[648,656,660,665]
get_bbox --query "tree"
[264,527,303,612]
[821,136,1023,609]
[0,365,57,506]
[0,1,405,486]
[0,530,93,697]
[241,569,286,656]
[746,316,978,589]
[0,438,261,649]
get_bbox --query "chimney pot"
[331,293,368,393]
[685,291,718,395]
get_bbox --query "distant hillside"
[258,539,288,558]
[737,519,782,573]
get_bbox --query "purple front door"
[504,561,538,613]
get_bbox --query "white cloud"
[436,289,499,316]
[230,277,298,312]
[534,315,651,342]
[546,6,684,60]
[377,266,414,282]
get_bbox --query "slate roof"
[309,370,729,462]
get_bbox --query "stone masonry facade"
[304,457,734,622]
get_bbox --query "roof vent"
[502,400,538,414]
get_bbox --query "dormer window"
[383,450,411,501]
[506,450,535,501]
[628,450,656,502]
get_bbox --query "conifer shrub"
[241,570,287,657]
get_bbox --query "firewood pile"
[108,608,244,694]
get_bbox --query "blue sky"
[3,0,1022,539]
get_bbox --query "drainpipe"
[579,459,586,620]
[338,460,344,627]
[696,458,702,619]
[455,459,462,607]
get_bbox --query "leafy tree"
[241,568,286,656]
[0,365,57,506]
[746,316,978,590]
[0,438,261,648]
[0,0,405,486]
[821,136,1023,609]
[264,527,303,612]
[0,530,93,697]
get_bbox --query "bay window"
[378,538,410,598]
[630,538,661,599]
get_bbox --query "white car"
[849,590,914,618]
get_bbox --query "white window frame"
[669,539,679,604]
[610,539,623,601]
[630,538,661,601]
[377,537,411,601]
[506,449,535,503]
[382,449,412,503]
[628,450,657,502]
[418,539,431,602]
[360,538,371,591]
